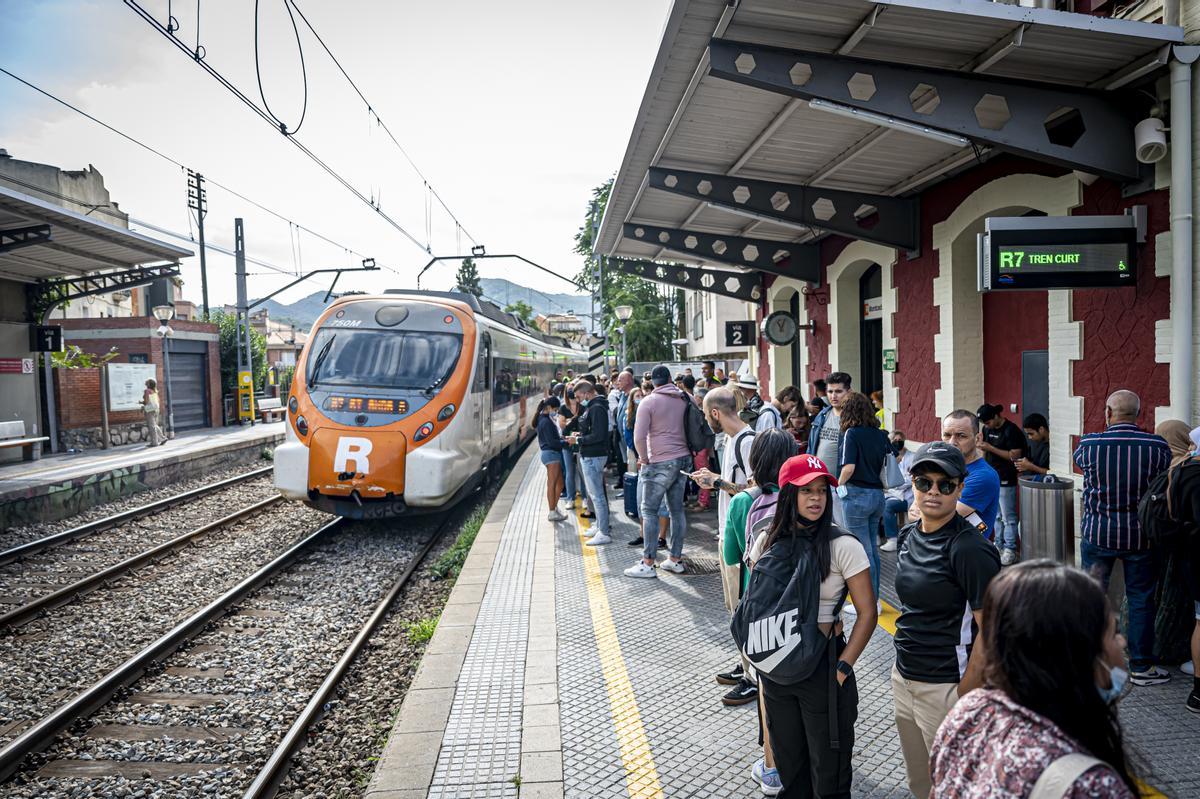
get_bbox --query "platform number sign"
[30,325,63,352]
[725,321,756,348]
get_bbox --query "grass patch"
[429,504,488,579]
[405,616,439,644]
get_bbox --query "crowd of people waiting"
[532,362,1200,798]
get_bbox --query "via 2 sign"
[725,321,756,348]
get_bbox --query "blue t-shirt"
[961,457,1001,541]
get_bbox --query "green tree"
[454,257,483,298]
[210,309,268,395]
[573,179,676,363]
[504,300,537,327]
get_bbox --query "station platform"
[368,448,1198,799]
[0,421,285,528]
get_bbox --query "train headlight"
[437,403,456,422]
[413,421,435,442]
[288,396,298,415]
[295,415,309,437]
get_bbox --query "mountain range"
[254,278,591,329]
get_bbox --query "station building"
[597,0,1200,488]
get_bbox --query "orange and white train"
[274,291,587,518]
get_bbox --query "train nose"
[309,429,407,501]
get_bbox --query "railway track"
[0,514,454,798]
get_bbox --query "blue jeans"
[579,455,610,536]
[996,485,1020,551]
[842,484,884,600]
[883,497,909,540]
[640,455,691,561]
[562,451,578,503]
[1081,539,1157,670]
[635,471,670,520]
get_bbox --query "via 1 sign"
[725,320,756,348]
[30,325,63,352]
[0,358,35,375]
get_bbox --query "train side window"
[476,333,491,392]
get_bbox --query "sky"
[0,0,671,310]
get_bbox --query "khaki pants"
[144,409,164,446]
[891,663,959,799]
[717,527,741,614]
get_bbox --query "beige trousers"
[891,663,959,799]
[144,409,164,446]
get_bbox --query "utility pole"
[187,170,210,320]
[235,218,256,425]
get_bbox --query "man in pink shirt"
[625,365,693,578]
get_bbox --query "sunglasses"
[913,476,960,495]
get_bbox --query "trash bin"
[1018,476,1075,563]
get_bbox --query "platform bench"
[259,397,286,423]
[0,420,49,461]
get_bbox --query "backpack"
[739,395,765,427]
[1138,458,1200,547]
[730,531,851,686]
[744,487,779,569]
[681,394,716,455]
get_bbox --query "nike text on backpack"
[731,531,853,748]
[1138,458,1200,547]
[681,394,717,455]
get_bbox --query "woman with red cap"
[743,454,878,798]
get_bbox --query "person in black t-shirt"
[977,404,1028,566]
[1017,413,1051,478]
[892,441,1002,799]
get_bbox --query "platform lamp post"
[152,304,176,437]
[614,305,633,367]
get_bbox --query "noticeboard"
[107,362,157,411]
[979,214,1139,292]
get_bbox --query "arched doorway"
[859,263,883,398]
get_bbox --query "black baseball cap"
[910,441,967,479]
[651,365,672,386]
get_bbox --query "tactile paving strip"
[427,460,544,799]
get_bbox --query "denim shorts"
[540,449,563,466]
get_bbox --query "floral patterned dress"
[930,689,1136,798]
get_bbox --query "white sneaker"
[1000,548,1018,566]
[548,510,566,522]
[879,538,898,552]
[586,532,612,546]
[1181,661,1195,676]
[623,561,657,578]
[660,558,685,574]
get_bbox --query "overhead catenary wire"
[122,0,434,254]
[254,0,308,136]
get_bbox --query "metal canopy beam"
[648,166,917,251]
[0,224,51,254]
[609,258,762,303]
[25,263,181,321]
[707,38,1141,181]
[623,222,820,283]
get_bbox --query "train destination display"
[979,213,1139,291]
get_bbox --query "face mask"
[1098,665,1128,704]
[580,399,589,407]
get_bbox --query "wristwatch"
[836,660,854,678]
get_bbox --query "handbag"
[880,430,904,489]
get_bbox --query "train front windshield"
[306,329,462,391]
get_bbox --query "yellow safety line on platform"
[575,509,665,799]
[874,599,1165,798]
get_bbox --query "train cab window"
[306,329,461,391]
[476,333,491,392]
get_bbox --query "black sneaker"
[715,664,744,686]
[658,538,667,548]
[626,537,644,547]
[722,678,758,706]
[1187,691,1200,714]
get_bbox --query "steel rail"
[242,519,452,799]
[0,466,274,567]
[0,516,343,783]
[0,495,284,629]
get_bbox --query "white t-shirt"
[818,535,870,622]
[815,408,841,468]
[755,404,783,432]
[718,426,756,536]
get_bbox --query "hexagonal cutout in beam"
[724,277,742,294]
[657,231,670,243]
[742,245,759,262]
[847,72,876,102]
[634,227,645,238]
[712,240,728,255]
[735,53,756,75]
[770,191,791,212]
[974,94,1011,131]
[910,84,940,116]
[697,180,713,196]
[789,62,813,87]
[1045,106,1086,148]
[684,235,699,250]
[663,174,678,188]
[812,197,836,222]
[732,185,751,204]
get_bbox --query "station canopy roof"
[0,183,193,283]
[597,0,1183,267]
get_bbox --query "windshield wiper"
[307,334,336,390]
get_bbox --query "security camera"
[1134,118,1168,164]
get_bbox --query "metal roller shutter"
[167,351,209,430]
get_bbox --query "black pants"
[760,637,858,799]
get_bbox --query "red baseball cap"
[777,454,838,488]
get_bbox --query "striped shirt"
[1073,423,1171,551]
